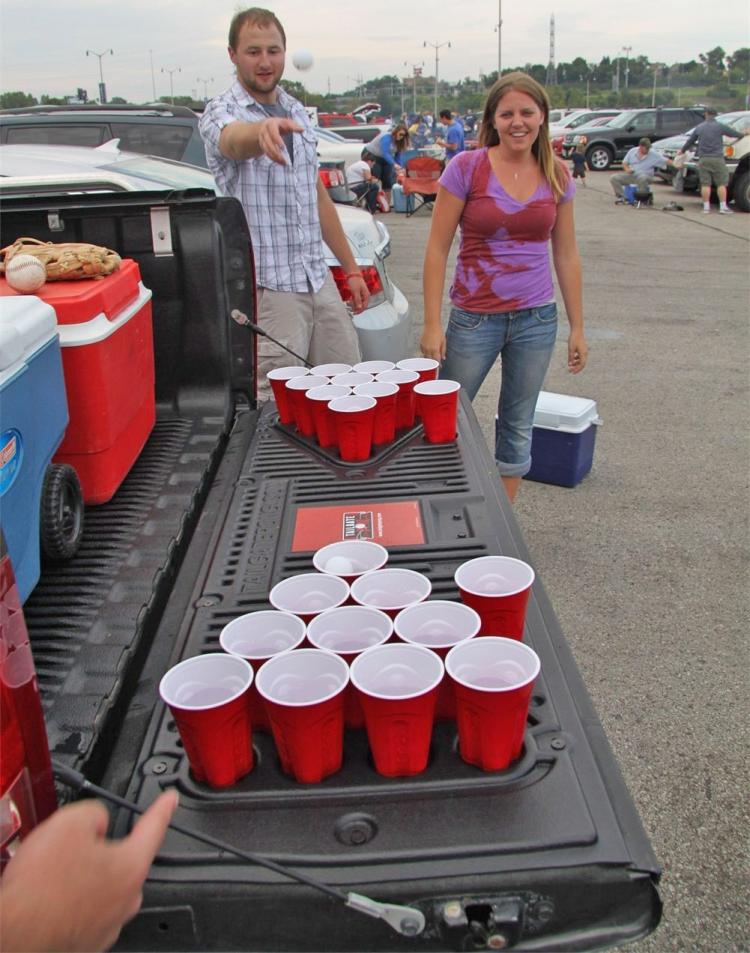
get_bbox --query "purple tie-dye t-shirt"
[438,148,575,313]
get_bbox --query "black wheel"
[40,464,84,561]
[586,145,614,171]
[732,170,750,212]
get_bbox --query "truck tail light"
[724,145,734,158]
[319,169,345,189]
[329,265,384,307]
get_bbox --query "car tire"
[586,145,614,171]
[732,170,750,212]
[40,464,84,562]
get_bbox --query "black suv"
[0,103,207,167]
[564,107,706,171]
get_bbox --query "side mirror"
[626,125,636,132]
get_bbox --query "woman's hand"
[420,325,446,362]
[568,329,588,374]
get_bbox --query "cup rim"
[312,540,389,577]
[285,375,327,391]
[331,372,375,387]
[268,573,350,613]
[350,568,432,610]
[414,379,461,396]
[159,653,253,711]
[445,636,540,693]
[267,366,309,381]
[353,360,396,374]
[396,358,440,372]
[306,605,394,652]
[353,381,399,398]
[328,395,377,414]
[394,599,481,648]
[219,610,307,660]
[306,384,352,402]
[350,642,444,699]
[311,363,353,377]
[454,556,535,597]
[255,647,350,707]
[374,369,420,384]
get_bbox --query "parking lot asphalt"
[382,169,750,953]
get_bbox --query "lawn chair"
[402,155,444,217]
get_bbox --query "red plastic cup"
[331,372,374,389]
[350,568,431,619]
[159,654,254,788]
[269,572,350,624]
[219,610,306,732]
[312,540,389,582]
[374,369,419,429]
[311,362,352,378]
[329,395,376,462]
[266,366,309,425]
[445,637,540,771]
[307,606,393,727]
[353,360,396,375]
[396,357,440,383]
[353,381,399,445]
[285,375,328,436]
[306,384,351,448]
[255,648,349,783]
[394,600,481,720]
[455,556,535,639]
[414,379,461,443]
[350,643,444,776]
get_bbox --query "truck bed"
[4,191,659,951]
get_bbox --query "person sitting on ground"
[675,106,749,214]
[346,153,380,213]
[571,143,587,186]
[363,124,411,206]
[610,138,673,203]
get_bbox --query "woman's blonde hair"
[478,71,568,202]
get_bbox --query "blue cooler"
[525,391,602,488]
[392,184,415,213]
[623,184,637,205]
[0,296,68,602]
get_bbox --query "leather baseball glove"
[0,237,121,280]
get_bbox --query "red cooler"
[2,260,155,504]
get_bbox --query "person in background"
[0,790,177,952]
[364,124,411,206]
[437,108,465,161]
[346,153,380,213]
[610,138,671,203]
[199,7,369,400]
[571,143,587,187]
[420,71,587,503]
[676,106,749,214]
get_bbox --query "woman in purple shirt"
[421,72,588,502]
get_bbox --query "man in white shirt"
[200,7,368,398]
[610,137,673,203]
[346,154,380,212]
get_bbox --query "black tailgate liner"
[112,397,660,952]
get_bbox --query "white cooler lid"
[0,296,58,387]
[533,391,600,433]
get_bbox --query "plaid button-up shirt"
[200,82,327,293]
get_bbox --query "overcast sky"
[1,0,748,103]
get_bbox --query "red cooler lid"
[0,259,141,325]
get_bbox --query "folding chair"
[402,156,444,217]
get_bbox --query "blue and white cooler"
[525,391,602,488]
[0,296,69,602]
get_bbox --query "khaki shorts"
[256,272,361,400]
[698,156,729,188]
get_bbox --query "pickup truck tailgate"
[110,398,660,952]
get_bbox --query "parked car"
[564,106,706,170]
[553,115,616,156]
[313,127,366,169]
[548,108,621,141]
[0,103,207,166]
[0,142,411,359]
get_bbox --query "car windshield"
[730,114,750,131]
[100,155,216,190]
[603,111,640,129]
[314,127,350,143]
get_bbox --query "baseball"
[5,254,47,293]
[292,49,314,71]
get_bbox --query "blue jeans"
[440,303,558,477]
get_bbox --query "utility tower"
[546,14,557,86]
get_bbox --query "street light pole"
[404,62,423,114]
[149,50,156,100]
[622,45,632,91]
[423,40,451,120]
[86,48,113,104]
[196,76,214,103]
[651,63,663,107]
[162,66,181,105]
[496,0,502,77]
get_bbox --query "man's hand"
[0,791,178,952]
[257,117,304,165]
[346,274,369,314]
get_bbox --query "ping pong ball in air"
[292,50,314,71]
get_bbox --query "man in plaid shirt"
[200,7,369,399]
